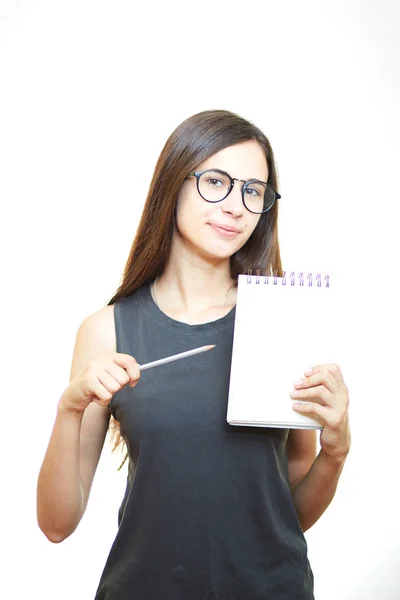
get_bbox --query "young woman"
[37,109,351,599]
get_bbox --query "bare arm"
[287,363,351,532]
[37,306,116,543]
[287,429,346,532]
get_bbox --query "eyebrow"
[206,168,268,185]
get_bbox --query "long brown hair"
[106,109,282,464]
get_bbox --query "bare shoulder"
[70,304,116,381]
[80,304,116,351]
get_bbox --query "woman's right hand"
[59,352,141,414]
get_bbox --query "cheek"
[175,190,262,247]
[244,214,262,242]
[175,192,205,234]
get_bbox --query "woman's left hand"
[290,363,351,462]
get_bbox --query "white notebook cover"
[227,273,336,429]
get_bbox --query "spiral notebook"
[227,272,335,429]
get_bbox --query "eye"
[206,177,224,187]
[245,186,261,197]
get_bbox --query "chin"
[177,228,246,261]
[203,242,242,262]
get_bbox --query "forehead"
[197,140,269,181]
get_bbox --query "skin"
[158,140,351,530]
[155,140,266,324]
[37,139,350,543]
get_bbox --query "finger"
[305,363,344,382]
[88,378,114,406]
[292,401,330,425]
[293,401,347,430]
[97,371,125,396]
[104,364,131,388]
[113,353,141,385]
[293,370,339,395]
[290,385,332,406]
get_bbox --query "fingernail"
[291,390,300,396]
[305,368,313,375]
[294,379,303,386]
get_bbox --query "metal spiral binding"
[246,270,329,287]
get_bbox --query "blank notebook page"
[227,273,337,429]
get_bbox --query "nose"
[220,180,244,217]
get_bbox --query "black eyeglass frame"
[187,168,281,214]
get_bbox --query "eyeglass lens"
[197,170,275,214]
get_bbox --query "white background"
[1,1,399,598]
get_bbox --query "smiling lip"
[208,222,241,237]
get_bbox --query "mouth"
[208,222,241,237]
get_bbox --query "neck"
[152,240,236,324]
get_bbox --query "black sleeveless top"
[94,284,314,600]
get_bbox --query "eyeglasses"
[187,169,281,214]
